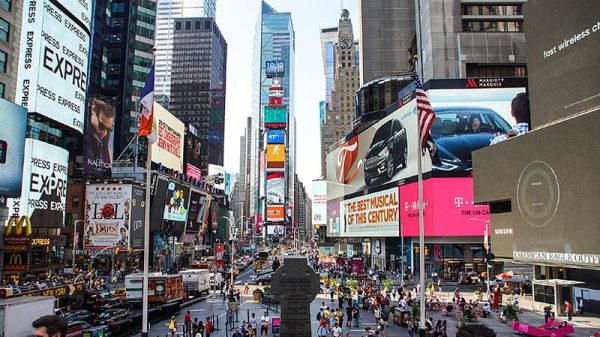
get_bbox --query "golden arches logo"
[5,216,32,236]
[8,253,22,266]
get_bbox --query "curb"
[181,296,208,309]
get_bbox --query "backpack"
[316,311,322,320]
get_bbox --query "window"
[0,82,4,98]
[175,22,181,30]
[0,18,8,42]
[71,196,80,208]
[185,21,191,30]
[0,0,10,12]
[0,50,6,73]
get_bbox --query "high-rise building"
[0,0,23,101]
[320,27,338,108]
[415,0,527,79]
[320,10,360,177]
[170,17,227,176]
[359,0,415,84]
[250,1,295,227]
[154,0,217,106]
[87,0,157,164]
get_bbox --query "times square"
[0,0,599,337]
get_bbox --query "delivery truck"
[179,269,210,296]
[125,273,185,305]
[0,296,55,337]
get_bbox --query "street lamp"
[469,218,492,298]
[222,215,239,288]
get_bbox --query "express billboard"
[0,99,27,197]
[83,98,115,177]
[312,180,327,225]
[7,139,68,228]
[152,103,185,172]
[84,184,132,249]
[399,178,489,237]
[267,130,285,144]
[266,172,285,205]
[207,164,226,191]
[185,128,202,182]
[15,0,92,134]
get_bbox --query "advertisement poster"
[427,85,527,172]
[311,180,327,225]
[150,174,169,231]
[266,205,284,222]
[265,60,285,78]
[84,184,132,249]
[267,130,285,144]
[338,187,399,237]
[151,103,185,172]
[215,244,225,268]
[327,199,340,237]
[264,107,287,129]
[266,172,285,205]
[15,0,92,134]
[207,164,226,191]
[266,144,285,169]
[7,139,69,228]
[129,185,146,249]
[399,178,489,237]
[185,129,202,182]
[84,98,115,177]
[187,191,209,232]
[163,180,190,222]
[266,225,285,235]
[0,99,27,197]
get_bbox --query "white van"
[179,269,211,296]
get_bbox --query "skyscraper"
[359,0,415,83]
[154,0,217,106]
[320,27,338,108]
[170,17,227,176]
[320,9,360,177]
[250,1,295,228]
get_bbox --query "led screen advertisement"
[266,172,285,205]
[338,187,399,237]
[267,130,285,144]
[264,107,287,129]
[327,198,340,237]
[187,190,210,232]
[129,185,146,250]
[0,99,27,197]
[266,144,285,169]
[84,98,115,177]
[7,139,69,228]
[400,178,489,237]
[151,103,185,172]
[185,130,202,182]
[84,184,132,249]
[163,180,190,223]
[207,164,226,191]
[15,0,92,134]
[266,205,285,222]
[312,180,327,226]
[265,60,285,78]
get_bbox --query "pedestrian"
[184,310,192,337]
[316,322,328,337]
[260,312,270,337]
[565,300,573,321]
[336,308,344,327]
[338,291,345,309]
[205,317,213,337]
[244,282,250,294]
[32,315,68,337]
[345,305,353,327]
[232,327,244,337]
[168,316,177,337]
[577,297,584,315]
[492,288,500,310]
[331,322,342,337]
[250,313,258,336]
[195,318,205,337]
[329,286,335,301]
[352,307,360,328]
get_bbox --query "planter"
[253,289,263,301]
[227,300,239,311]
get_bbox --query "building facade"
[170,17,227,176]
[154,0,217,106]
[0,0,23,101]
[320,10,360,178]
[359,0,415,84]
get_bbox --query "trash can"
[272,317,281,337]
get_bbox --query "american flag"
[415,77,436,153]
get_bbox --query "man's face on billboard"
[91,102,114,140]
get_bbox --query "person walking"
[331,323,342,337]
[316,321,328,337]
[565,300,573,321]
[260,312,270,337]
[577,297,584,315]
[168,316,177,337]
[250,313,258,337]
[184,310,192,337]
[232,327,244,337]
[345,305,352,327]
[205,317,213,337]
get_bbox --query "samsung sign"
[15,0,93,134]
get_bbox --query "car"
[364,118,408,185]
[67,320,109,337]
[65,310,95,323]
[94,309,132,325]
[99,297,130,311]
[430,106,511,171]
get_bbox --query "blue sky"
[216,0,359,194]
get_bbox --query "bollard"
[235,309,239,323]
[247,309,250,322]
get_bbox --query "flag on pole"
[138,64,156,144]
[414,77,441,166]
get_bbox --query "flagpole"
[142,143,152,337]
[417,122,426,332]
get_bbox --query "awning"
[533,279,585,286]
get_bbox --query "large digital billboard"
[152,103,185,172]
[7,139,68,228]
[264,107,287,129]
[267,130,285,144]
[266,172,285,205]
[163,180,190,223]
[208,164,226,191]
[266,144,285,169]
[266,205,285,222]
[327,198,340,237]
[15,0,92,133]
[187,190,210,232]
[150,174,169,231]
[0,99,27,197]
[265,60,285,78]
[338,187,399,237]
[400,178,489,237]
[312,180,327,226]
[84,98,115,177]
[84,184,132,249]
[185,127,202,182]
[524,0,600,127]
[129,185,146,250]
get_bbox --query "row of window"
[0,0,10,12]
[462,5,522,16]
[463,20,523,32]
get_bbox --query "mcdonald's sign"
[3,252,27,272]
[3,216,31,252]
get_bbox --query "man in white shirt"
[400,297,408,310]
[250,313,258,336]
[331,323,342,337]
[260,312,269,337]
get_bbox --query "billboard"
[266,205,285,222]
[129,185,146,250]
[187,191,207,232]
[264,107,286,129]
[84,184,132,249]
[337,187,399,237]
[266,172,285,205]
[185,129,202,182]
[524,0,600,127]
[163,180,190,223]
[15,0,92,133]
[267,130,285,144]
[265,60,285,78]
[312,180,327,225]
[207,164,226,191]
[83,98,115,177]
[0,99,27,197]
[266,225,285,235]
[426,82,527,172]
[399,178,489,237]
[266,144,285,169]
[327,198,340,236]
[7,139,68,228]
[150,174,169,231]
[152,103,185,172]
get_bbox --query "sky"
[216,0,359,196]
